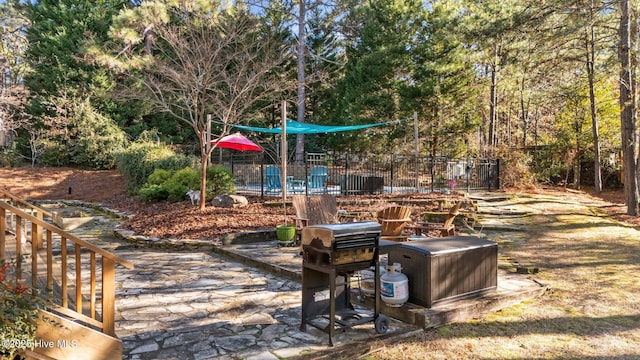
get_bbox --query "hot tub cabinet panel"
[387,236,498,308]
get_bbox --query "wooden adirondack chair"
[291,194,338,243]
[411,201,462,237]
[376,205,412,242]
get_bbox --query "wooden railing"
[0,189,134,337]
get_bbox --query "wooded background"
[1,0,639,213]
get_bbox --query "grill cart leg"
[328,268,337,346]
[373,250,388,334]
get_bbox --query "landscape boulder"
[212,194,249,208]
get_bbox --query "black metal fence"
[214,151,500,197]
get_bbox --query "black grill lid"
[301,221,381,247]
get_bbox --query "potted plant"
[276,224,296,242]
[0,259,48,360]
[275,189,296,242]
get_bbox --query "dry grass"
[362,189,640,360]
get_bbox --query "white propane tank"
[360,266,385,297]
[380,263,409,307]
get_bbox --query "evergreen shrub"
[138,184,168,202]
[139,167,198,202]
[69,101,128,170]
[116,131,196,192]
[145,168,172,186]
[0,149,20,167]
[165,167,200,202]
[39,141,70,167]
[206,165,236,196]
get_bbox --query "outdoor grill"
[300,222,389,346]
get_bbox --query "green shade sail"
[221,118,409,134]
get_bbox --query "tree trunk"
[619,0,638,215]
[295,0,306,165]
[430,103,439,157]
[586,15,602,194]
[489,61,497,152]
[519,77,528,147]
[574,112,582,190]
[199,130,208,211]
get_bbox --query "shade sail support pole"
[281,101,287,202]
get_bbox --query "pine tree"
[21,0,131,168]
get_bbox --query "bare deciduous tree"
[110,8,290,209]
[0,86,26,147]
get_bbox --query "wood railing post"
[46,230,53,296]
[90,253,96,319]
[102,257,116,337]
[8,207,14,232]
[32,218,42,249]
[75,243,82,314]
[61,236,68,308]
[32,228,38,289]
[16,215,22,281]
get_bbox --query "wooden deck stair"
[1,190,133,360]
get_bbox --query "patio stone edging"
[113,227,276,251]
[35,199,131,220]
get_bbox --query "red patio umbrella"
[211,132,264,152]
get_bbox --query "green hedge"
[116,131,196,192]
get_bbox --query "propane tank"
[380,263,409,307]
[360,266,385,297]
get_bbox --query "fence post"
[344,153,349,196]
[488,160,493,190]
[466,158,471,193]
[390,155,394,193]
[260,163,265,198]
[495,159,500,190]
[415,155,420,192]
[430,156,435,193]
[304,153,309,196]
